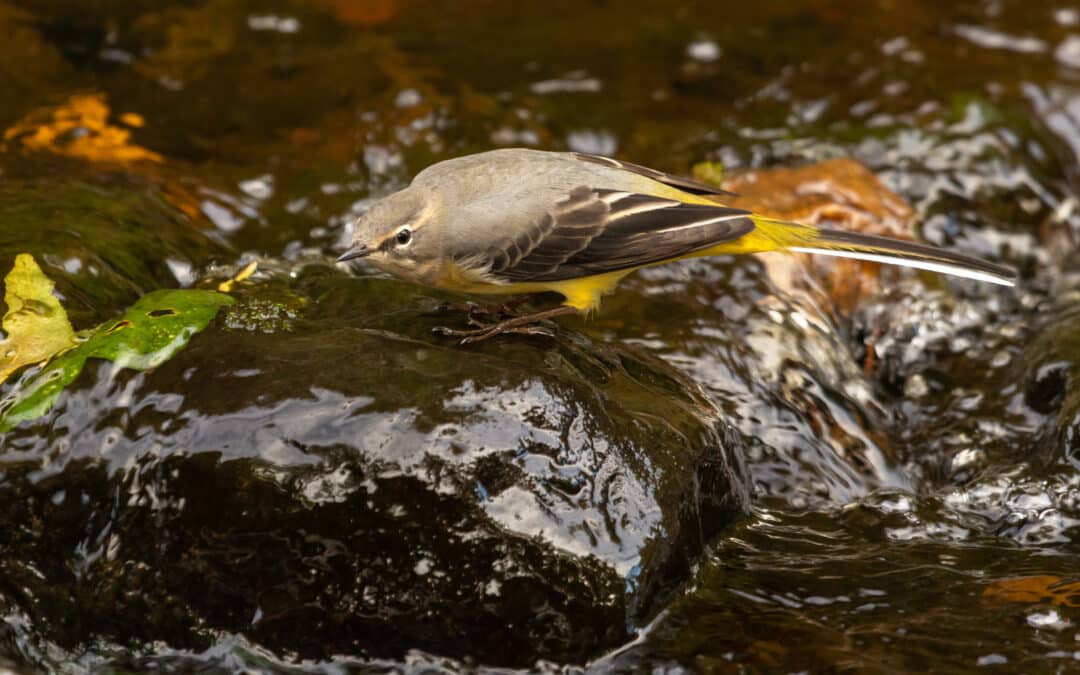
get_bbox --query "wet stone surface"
[0,172,226,327]
[0,267,749,667]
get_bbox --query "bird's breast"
[434,259,513,294]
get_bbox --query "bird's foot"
[436,301,495,317]
[433,320,556,344]
[435,299,531,322]
[433,306,579,345]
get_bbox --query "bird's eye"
[395,228,412,246]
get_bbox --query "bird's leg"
[437,297,529,320]
[495,295,531,315]
[436,300,491,316]
[433,306,580,344]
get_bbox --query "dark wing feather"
[572,152,738,197]
[485,188,755,282]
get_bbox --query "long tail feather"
[752,218,1017,287]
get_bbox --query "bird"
[337,148,1016,343]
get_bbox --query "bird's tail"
[749,216,1017,287]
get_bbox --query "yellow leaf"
[983,575,1080,607]
[0,254,77,384]
[119,112,145,128]
[217,260,258,292]
[2,93,163,165]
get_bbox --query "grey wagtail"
[338,148,1016,342]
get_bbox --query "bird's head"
[337,186,442,283]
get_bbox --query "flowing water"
[0,1,1078,672]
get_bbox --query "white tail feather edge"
[787,247,1016,287]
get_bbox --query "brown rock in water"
[723,158,916,312]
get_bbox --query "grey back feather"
[410,148,754,282]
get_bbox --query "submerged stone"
[0,266,750,668]
[1023,301,1080,455]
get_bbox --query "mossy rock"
[0,266,750,667]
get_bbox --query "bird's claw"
[437,301,493,316]
[433,304,575,345]
[432,320,556,344]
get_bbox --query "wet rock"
[0,265,750,668]
[0,175,227,327]
[1023,301,1080,455]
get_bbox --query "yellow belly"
[434,261,631,313]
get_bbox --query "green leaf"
[0,289,234,431]
[0,254,77,383]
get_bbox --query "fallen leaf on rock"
[983,575,1080,607]
[2,93,163,165]
[2,92,215,227]
[0,254,77,384]
[0,289,234,431]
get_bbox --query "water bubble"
[1028,609,1070,630]
[1056,36,1080,69]
[976,653,1008,666]
[686,40,721,62]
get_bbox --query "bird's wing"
[470,186,755,282]
[571,152,738,197]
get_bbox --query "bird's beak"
[336,243,371,262]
